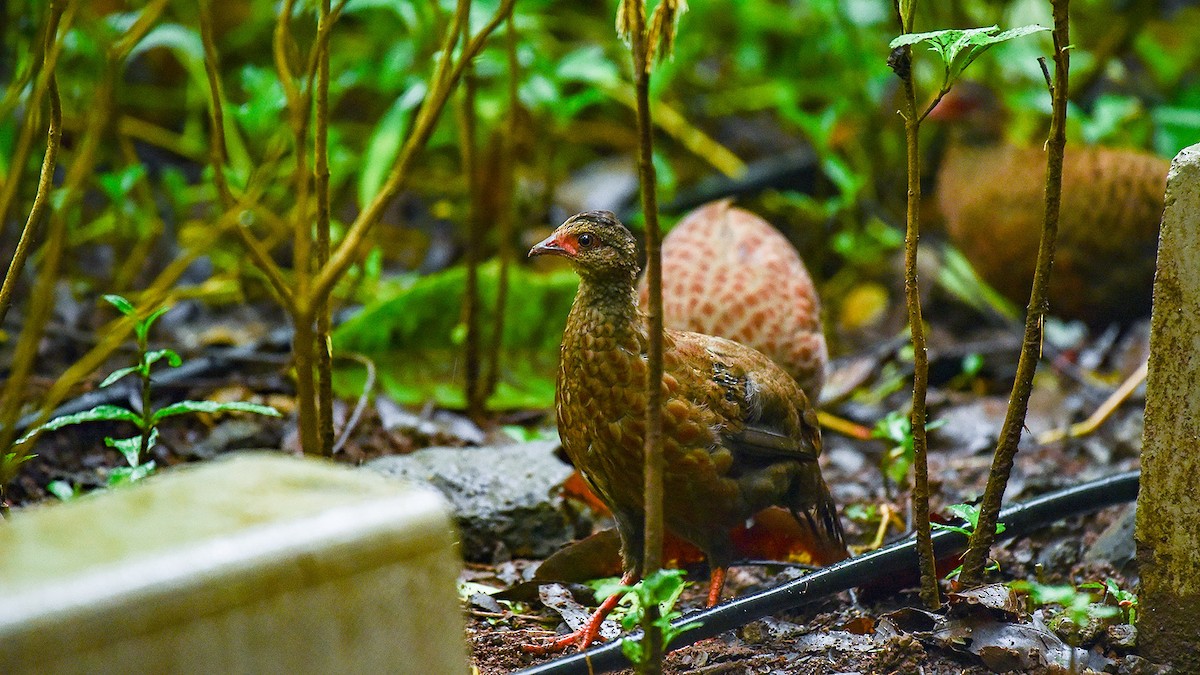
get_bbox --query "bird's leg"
[706,566,727,607]
[522,571,639,655]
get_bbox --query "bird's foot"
[520,624,605,655]
[521,578,631,654]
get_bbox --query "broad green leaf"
[104,294,136,317]
[333,260,578,409]
[358,81,427,207]
[16,405,142,445]
[151,400,281,424]
[100,366,139,388]
[557,46,621,87]
[889,25,1048,85]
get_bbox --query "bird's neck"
[567,274,645,343]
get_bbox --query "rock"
[366,441,578,562]
[1084,504,1137,571]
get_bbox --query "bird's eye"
[577,233,595,248]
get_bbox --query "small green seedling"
[872,410,945,489]
[934,503,1005,580]
[844,502,881,525]
[1010,580,1122,631]
[1079,578,1137,625]
[594,569,701,667]
[17,295,280,489]
[889,25,1050,97]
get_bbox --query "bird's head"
[528,211,640,280]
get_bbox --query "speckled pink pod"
[639,200,828,399]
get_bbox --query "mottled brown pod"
[640,200,828,398]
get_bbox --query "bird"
[930,82,1168,326]
[639,200,828,399]
[526,210,846,652]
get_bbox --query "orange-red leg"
[522,571,638,654]
[706,567,727,607]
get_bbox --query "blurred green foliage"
[1,0,1199,413]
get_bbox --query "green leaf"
[99,366,139,388]
[151,400,281,424]
[333,261,578,409]
[105,428,156,468]
[46,480,79,501]
[16,405,142,445]
[358,81,426,207]
[145,349,182,370]
[889,25,1049,85]
[104,294,136,317]
[136,306,171,342]
[107,460,156,487]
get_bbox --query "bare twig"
[0,4,64,326]
[331,353,376,455]
[484,16,521,397]
[306,0,516,309]
[0,0,75,232]
[960,0,1071,585]
[314,0,335,455]
[624,0,668,670]
[458,54,486,422]
[890,2,940,610]
[198,0,236,208]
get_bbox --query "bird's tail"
[790,475,849,566]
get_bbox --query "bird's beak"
[528,233,575,258]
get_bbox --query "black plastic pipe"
[518,470,1140,675]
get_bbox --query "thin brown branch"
[0,12,63,327]
[892,1,941,609]
[627,0,667,670]
[314,0,335,456]
[960,0,1071,585]
[306,0,515,311]
[273,0,302,113]
[0,0,75,232]
[485,16,521,396]
[233,214,298,314]
[458,57,486,422]
[109,0,168,61]
[198,0,236,209]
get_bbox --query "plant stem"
[625,0,666,671]
[960,0,1070,585]
[892,1,940,610]
[0,1,65,327]
[485,15,521,398]
[458,51,486,422]
[314,0,334,455]
[305,0,515,309]
[0,0,76,232]
[138,328,153,464]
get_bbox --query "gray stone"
[367,440,578,562]
[1084,504,1137,571]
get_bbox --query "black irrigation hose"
[518,470,1141,675]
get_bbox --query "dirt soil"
[5,301,1164,675]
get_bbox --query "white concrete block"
[0,454,468,674]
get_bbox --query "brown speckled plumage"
[933,84,1168,325]
[640,200,828,398]
[532,211,845,582]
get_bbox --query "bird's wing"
[665,330,822,462]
